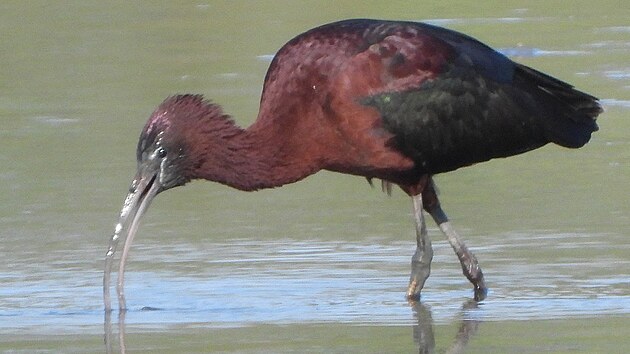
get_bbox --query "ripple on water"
[1,234,628,334]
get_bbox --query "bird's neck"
[189,118,322,191]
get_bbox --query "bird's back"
[362,57,601,174]
[355,21,601,174]
[259,19,602,176]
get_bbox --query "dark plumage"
[104,19,602,311]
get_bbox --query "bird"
[104,19,601,311]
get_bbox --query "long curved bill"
[104,168,161,312]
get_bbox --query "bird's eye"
[156,147,167,158]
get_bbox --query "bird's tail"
[515,64,602,148]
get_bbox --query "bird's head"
[121,95,206,217]
[119,94,231,218]
[133,95,197,195]
[104,94,233,310]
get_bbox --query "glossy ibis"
[104,19,601,311]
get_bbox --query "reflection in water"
[104,311,112,354]
[412,303,436,353]
[104,310,128,354]
[412,300,481,354]
[104,300,481,353]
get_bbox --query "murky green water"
[1,1,628,353]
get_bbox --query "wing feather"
[357,22,601,174]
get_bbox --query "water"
[1,1,629,352]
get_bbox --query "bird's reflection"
[412,302,436,353]
[104,300,481,353]
[412,300,481,354]
[104,310,127,354]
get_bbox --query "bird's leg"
[433,214,487,301]
[406,193,434,301]
[423,181,487,301]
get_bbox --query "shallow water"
[1,1,629,353]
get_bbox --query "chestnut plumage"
[104,19,601,311]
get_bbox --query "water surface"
[1,1,629,352]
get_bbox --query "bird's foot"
[406,280,421,303]
[473,283,488,302]
[458,250,487,301]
